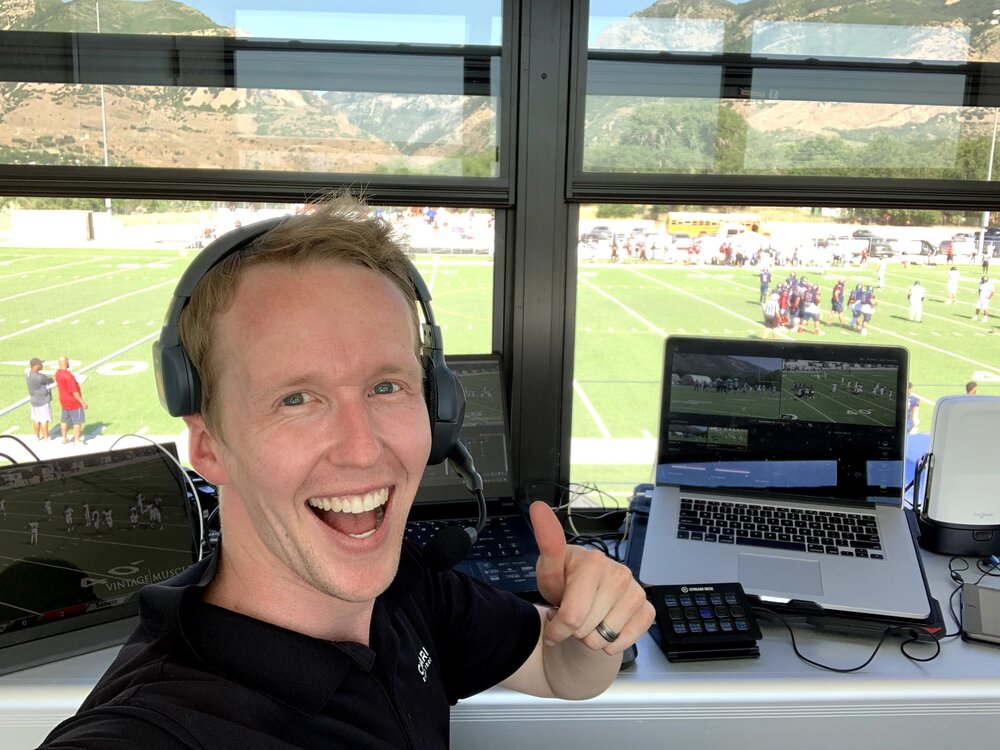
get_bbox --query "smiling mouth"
[307,487,389,539]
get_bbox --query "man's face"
[200,261,431,604]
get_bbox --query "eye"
[372,381,401,396]
[281,392,313,407]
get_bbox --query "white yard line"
[0,256,112,280]
[578,276,668,338]
[572,379,612,438]
[0,266,141,303]
[0,279,175,342]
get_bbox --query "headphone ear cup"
[152,338,201,418]
[423,355,465,465]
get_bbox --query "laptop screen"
[0,443,199,674]
[413,355,514,505]
[656,337,907,505]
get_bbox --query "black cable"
[752,607,942,672]
[0,435,40,462]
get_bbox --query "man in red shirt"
[54,356,88,444]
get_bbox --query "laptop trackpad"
[739,553,823,597]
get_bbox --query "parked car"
[869,241,897,259]
[672,232,694,250]
[581,224,612,243]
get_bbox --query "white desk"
[3,552,999,750]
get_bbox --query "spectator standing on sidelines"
[946,266,960,304]
[907,281,925,322]
[54,356,88,445]
[966,381,978,395]
[25,357,55,441]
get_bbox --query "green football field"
[2,246,997,500]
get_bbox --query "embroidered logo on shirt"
[417,646,432,683]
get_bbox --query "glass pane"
[571,203,1000,501]
[6,1,503,45]
[584,60,998,177]
[0,79,498,175]
[0,198,495,458]
[588,0,999,63]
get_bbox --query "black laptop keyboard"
[677,498,884,560]
[406,515,540,595]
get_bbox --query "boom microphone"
[423,441,487,572]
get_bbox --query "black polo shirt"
[40,542,541,749]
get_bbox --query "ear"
[184,414,231,486]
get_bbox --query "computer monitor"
[413,355,514,505]
[0,443,199,675]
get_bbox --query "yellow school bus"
[665,212,761,237]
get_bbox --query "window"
[0,198,495,452]
[571,202,999,498]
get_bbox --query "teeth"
[308,487,388,515]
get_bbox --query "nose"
[327,395,382,467]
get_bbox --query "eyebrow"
[265,361,423,394]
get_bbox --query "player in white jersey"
[973,276,995,321]
[43,498,52,521]
[946,266,960,304]
[64,506,75,532]
[102,508,114,532]
[28,520,39,545]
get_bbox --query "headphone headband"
[152,213,464,464]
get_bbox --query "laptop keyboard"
[406,515,540,593]
[677,498,884,560]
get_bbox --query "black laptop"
[406,355,540,597]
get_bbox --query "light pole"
[96,1,111,213]
[980,107,997,255]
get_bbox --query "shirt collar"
[138,542,424,715]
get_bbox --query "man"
[946,265,960,304]
[858,285,877,336]
[907,280,925,322]
[966,381,978,395]
[25,357,54,440]
[53,356,88,444]
[825,279,845,327]
[758,266,771,303]
[761,291,780,338]
[39,199,654,749]
[972,275,995,322]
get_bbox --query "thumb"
[529,501,567,605]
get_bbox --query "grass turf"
[3,248,997,498]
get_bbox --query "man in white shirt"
[973,276,995,322]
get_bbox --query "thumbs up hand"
[529,501,654,655]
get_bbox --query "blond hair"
[178,196,420,438]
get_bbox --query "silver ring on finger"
[594,619,619,644]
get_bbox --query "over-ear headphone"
[152,214,486,570]
[152,215,464,465]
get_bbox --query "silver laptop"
[639,336,931,620]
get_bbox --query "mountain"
[6,0,222,34]
[0,0,996,176]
